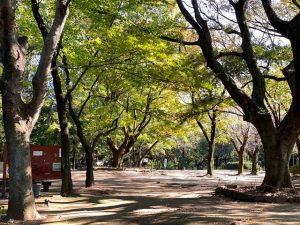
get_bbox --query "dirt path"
[3,169,300,224]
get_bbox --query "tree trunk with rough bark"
[56,95,73,195]
[261,137,294,191]
[112,149,124,168]
[68,94,94,187]
[0,0,70,220]
[196,110,217,176]
[250,147,259,175]
[175,0,300,192]
[3,112,40,220]
[31,0,73,196]
[207,143,215,176]
[237,151,244,175]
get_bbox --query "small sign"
[33,151,43,156]
[59,148,61,158]
[52,162,61,171]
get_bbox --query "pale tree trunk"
[3,114,39,220]
[0,0,70,220]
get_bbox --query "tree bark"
[68,94,94,187]
[250,147,259,175]
[3,112,40,220]
[261,138,294,191]
[237,151,244,175]
[207,143,215,176]
[196,109,217,176]
[31,0,73,196]
[175,0,300,191]
[112,149,124,168]
[0,0,70,220]
[54,78,73,196]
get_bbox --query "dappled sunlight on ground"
[1,169,299,224]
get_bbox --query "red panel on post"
[3,144,62,181]
[30,145,62,181]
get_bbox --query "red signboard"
[3,144,62,181]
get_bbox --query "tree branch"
[29,0,71,117]
[261,0,291,37]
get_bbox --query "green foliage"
[290,164,300,175]
[223,161,252,170]
[0,205,6,215]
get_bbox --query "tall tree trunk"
[3,112,40,220]
[260,135,294,191]
[250,147,259,175]
[52,58,73,196]
[207,142,215,176]
[85,149,94,187]
[237,151,244,175]
[137,148,142,167]
[31,0,73,196]
[0,0,70,220]
[68,95,94,187]
[112,149,123,168]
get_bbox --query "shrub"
[0,205,6,214]
[290,164,300,175]
[223,161,252,170]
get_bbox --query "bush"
[0,205,6,214]
[223,161,252,170]
[290,164,300,175]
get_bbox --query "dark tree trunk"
[112,149,124,168]
[237,151,244,175]
[207,143,215,176]
[261,141,294,191]
[72,149,77,169]
[136,141,158,168]
[196,110,217,176]
[250,147,259,175]
[0,0,69,220]
[52,59,73,196]
[137,150,142,167]
[85,149,94,187]
[31,0,73,196]
[175,0,300,192]
[69,96,94,187]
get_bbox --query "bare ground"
[1,169,300,225]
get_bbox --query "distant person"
[142,158,148,168]
[163,158,167,169]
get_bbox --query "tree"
[0,0,70,220]
[106,90,154,168]
[67,71,119,186]
[31,0,73,196]
[174,0,300,192]
[196,108,217,175]
[247,131,262,175]
[229,122,250,175]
